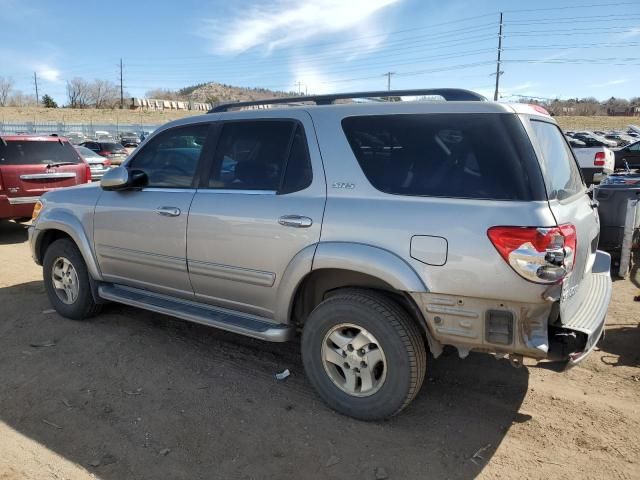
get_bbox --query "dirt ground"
[0,220,638,480]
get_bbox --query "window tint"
[342,114,539,200]
[629,142,640,151]
[99,142,126,152]
[129,124,208,188]
[0,140,82,165]
[208,121,299,191]
[280,125,312,194]
[529,120,583,201]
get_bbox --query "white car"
[568,136,614,185]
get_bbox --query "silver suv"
[28,89,612,420]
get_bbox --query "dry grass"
[554,116,639,131]
[1,107,638,131]
[0,107,201,125]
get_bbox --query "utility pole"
[385,71,395,91]
[493,12,503,101]
[295,81,303,95]
[119,58,124,109]
[33,72,39,105]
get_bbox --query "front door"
[93,122,212,297]
[187,112,325,320]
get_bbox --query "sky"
[0,0,639,105]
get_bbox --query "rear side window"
[208,120,311,193]
[529,120,583,201]
[0,140,82,165]
[342,114,540,201]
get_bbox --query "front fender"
[32,208,102,281]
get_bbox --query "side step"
[98,284,294,342]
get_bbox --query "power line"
[503,1,639,13]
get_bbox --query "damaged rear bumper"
[547,250,612,369]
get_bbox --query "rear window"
[341,114,542,201]
[529,120,584,201]
[100,142,126,152]
[0,140,82,165]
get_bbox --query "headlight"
[32,200,44,221]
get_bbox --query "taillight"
[487,224,577,284]
[84,162,92,182]
[594,151,606,166]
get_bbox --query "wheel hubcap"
[51,257,79,305]
[321,323,387,397]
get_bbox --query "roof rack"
[209,88,486,113]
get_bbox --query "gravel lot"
[0,219,638,480]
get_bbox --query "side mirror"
[100,166,148,191]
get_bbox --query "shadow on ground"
[599,323,640,368]
[0,220,29,245]
[0,281,530,480]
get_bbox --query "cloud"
[37,65,61,82]
[590,78,627,88]
[198,0,401,55]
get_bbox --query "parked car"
[573,131,618,148]
[64,132,87,145]
[0,135,91,221]
[79,141,129,165]
[613,140,640,170]
[570,141,614,185]
[74,146,111,180]
[119,131,140,146]
[28,90,611,420]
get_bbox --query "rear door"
[621,141,640,168]
[0,138,87,203]
[526,118,600,322]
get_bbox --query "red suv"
[0,135,91,220]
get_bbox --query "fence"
[0,122,161,137]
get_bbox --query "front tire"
[43,238,101,320]
[301,289,426,420]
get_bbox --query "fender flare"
[33,209,103,281]
[275,241,428,323]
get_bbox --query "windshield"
[0,140,82,165]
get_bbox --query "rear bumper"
[0,194,38,219]
[553,250,612,368]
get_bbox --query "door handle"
[156,206,181,217]
[278,215,313,228]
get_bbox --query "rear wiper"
[45,161,76,168]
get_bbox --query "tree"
[89,79,119,108]
[67,77,91,108]
[7,91,36,107]
[0,76,15,106]
[41,94,57,108]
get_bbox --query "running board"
[98,284,294,342]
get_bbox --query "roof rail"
[209,88,486,113]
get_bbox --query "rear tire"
[43,238,101,320]
[301,289,426,420]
